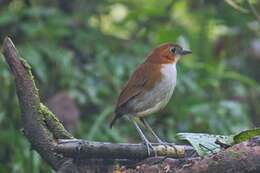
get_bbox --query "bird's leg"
[140,118,164,144]
[140,118,177,153]
[131,118,155,156]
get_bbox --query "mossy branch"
[39,103,74,139]
[2,37,72,170]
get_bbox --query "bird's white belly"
[136,63,177,117]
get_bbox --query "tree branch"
[120,137,260,173]
[39,103,74,139]
[55,139,196,160]
[2,37,72,170]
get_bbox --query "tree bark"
[2,37,72,170]
[2,37,260,173]
[55,139,196,160]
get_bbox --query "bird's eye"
[170,47,177,54]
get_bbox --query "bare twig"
[225,0,249,13]
[247,0,260,24]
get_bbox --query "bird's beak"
[180,49,192,56]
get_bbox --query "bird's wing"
[116,63,161,111]
[110,63,161,127]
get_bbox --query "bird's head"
[145,43,192,64]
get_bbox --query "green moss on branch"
[38,103,74,139]
[20,57,40,96]
[20,57,73,140]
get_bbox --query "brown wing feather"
[110,63,162,127]
[117,63,162,108]
[116,64,147,108]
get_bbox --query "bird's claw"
[143,140,156,157]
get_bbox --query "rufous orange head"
[145,43,192,64]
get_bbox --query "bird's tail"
[109,112,122,128]
[109,116,117,128]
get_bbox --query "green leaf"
[177,133,233,156]
[233,128,260,144]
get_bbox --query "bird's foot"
[143,140,156,157]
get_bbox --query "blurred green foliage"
[0,0,260,172]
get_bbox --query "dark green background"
[0,0,260,172]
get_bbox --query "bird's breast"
[134,63,177,117]
[152,63,177,105]
[160,63,177,87]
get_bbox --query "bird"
[110,43,192,155]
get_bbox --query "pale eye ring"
[170,47,177,54]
